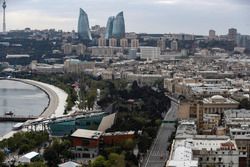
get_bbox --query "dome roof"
[211,95,224,100]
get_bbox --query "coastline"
[0,78,68,141]
[9,78,68,118]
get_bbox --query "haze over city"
[1,0,250,167]
[4,0,250,35]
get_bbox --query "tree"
[123,139,135,151]
[43,147,60,167]
[239,98,250,109]
[0,151,5,164]
[91,155,106,167]
[105,153,125,167]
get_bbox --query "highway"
[142,100,178,167]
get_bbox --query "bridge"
[0,115,38,122]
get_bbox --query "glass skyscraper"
[104,11,125,39]
[78,8,92,40]
[105,16,115,39]
[112,12,125,39]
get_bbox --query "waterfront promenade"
[0,78,68,140]
[13,79,68,118]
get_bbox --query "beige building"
[98,37,106,47]
[131,38,140,48]
[64,59,95,73]
[62,43,86,56]
[109,38,117,47]
[140,47,160,60]
[120,38,128,48]
[171,40,178,51]
[177,95,239,133]
[157,38,166,52]
[209,29,216,40]
[91,47,122,57]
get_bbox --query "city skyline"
[2,0,250,35]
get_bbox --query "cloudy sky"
[3,0,250,35]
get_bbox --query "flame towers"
[105,12,125,39]
[78,8,92,40]
[105,16,115,39]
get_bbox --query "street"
[142,100,178,167]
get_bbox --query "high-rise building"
[209,29,216,40]
[157,38,166,52]
[109,38,117,47]
[104,12,125,39]
[228,28,237,41]
[105,17,115,39]
[78,8,92,40]
[98,37,106,47]
[131,39,139,48]
[120,38,128,48]
[112,12,125,39]
[171,40,178,51]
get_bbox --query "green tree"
[91,155,106,167]
[239,98,250,109]
[43,147,60,167]
[105,153,125,167]
[123,139,135,151]
[0,151,5,164]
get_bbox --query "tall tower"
[2,0,6,33]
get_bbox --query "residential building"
[98,37,107,47]
[131,38,140,48]
[157,38,166,52]
[209,29,216,40]
[64,59,95,73]
[120,38,128,48]
[140,47,160,60]
[171,40,178,51]
[228,28,237,41]
[109,38,117,47]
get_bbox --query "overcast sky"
[3,0,250,35]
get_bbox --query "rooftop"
[71,129,103,140]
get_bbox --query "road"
[142,100,178,167]
[12,78,60,118]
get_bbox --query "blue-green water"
[0,80,49,136]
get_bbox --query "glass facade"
[48,112,106,136]
[78,8,92,40]
[112,12,125,39]
[105,11,125,39]
[105,16,115,39]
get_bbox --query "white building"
[140,47,160,60]
[167,136,239,167]
[18,152,39,164]
[64,59,95,73]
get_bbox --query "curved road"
[10,78,60,118]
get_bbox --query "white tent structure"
[58,161,82,167]
[19,151,39,164]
